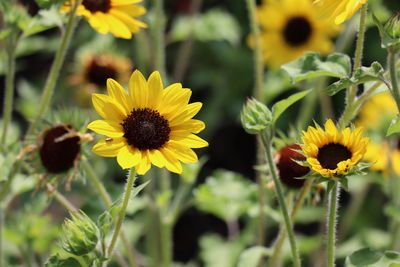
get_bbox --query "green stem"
[25,1,80,138]
[388,50,400,112]
[246,0,266,258]
[160,217,172,267]
[152,0,167,81]
[346,4,367,104]
[107,169,137,258]
[1,37,17,145]
[327,183,340,267]
[245,0,264,100]
[261,132,301,267]
[268,179,314,267]
[81,160,138,267]
[46,184,78,212]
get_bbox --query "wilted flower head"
[276,144,310,188]
[61,211,99,256]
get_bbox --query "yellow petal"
[93,137,126,157]
[169,102,203,127]
[92,93,127,121]
[111,0,143,6]
[147,71,163,109]
[135,151,151,174]
[129,70,148,109]
[87,120,124,137]
[160,147,183,174]
[107,79,130,113]
[104,13,132,39]
[117,145,141,169]
[167,141,198,164]
[148,149,165,168]
[171,119,205,134]
[175,134,208,148]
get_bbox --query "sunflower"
[301,119,369,177]
[254,0,339,69]
[61,0,147,39]
[313,0,367,25]
[87,70,208,175]
[70,53,133,107]
[363,142,390,173]
[357,91,397,130]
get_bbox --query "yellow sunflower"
[87,70,208,175]
[61,0,147,39]
[363,142,390,173]
[254,0,339,69]
[313,0,367,25]
[357,91,397,130]
[301,119,369,177]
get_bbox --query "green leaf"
[384,204,400,222]
[271,89,312,122]
[194,170,257,221]
[387,115,400,136]
[45,254,82,267]
[282,52,351,83]
[326,62,386,96]
[131,180,151,199]
[237,246,271,267]
[199,234,243,267]
[20,7,65,38]
[97,211,113,238]
[349,248,383,266]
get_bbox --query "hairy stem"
[261,132,301,267]
[81,160,139,267]
[152,0,167,81]
[388,50,400,112]
[107,169,137,258]
[25,0,80,138]
[268,179,314,267]
[327,183,340,267]
[1,36,17,145]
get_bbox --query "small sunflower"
[301,119,369,177]
[87,70,208,175]
[364,142,390,173]
[313,0,367,25]
[254,0,339,68]
[70,53,132,107]
[61,0,147,39]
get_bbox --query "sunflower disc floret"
[87,70,208,175]
[301,119,369,177]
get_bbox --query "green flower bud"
[384,12,400,40]
[61,210,99,256]
[240,98,272,134]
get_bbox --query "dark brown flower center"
[122,108,170,151]
[283,16,312,47]
[82,0,111,13]
[86,58,117,87]
[277,144,310,189]
[317,143,352,170]
[39,124,80,174]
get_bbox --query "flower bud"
[61,211,99,256]
[240,98,272,134]
[384,12,400,40]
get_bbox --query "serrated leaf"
[271,89,311,123]
[237,246,272,267]
[387,115,400,136]
[326,62,385,96]
[348,248,383,266]
[282,52,351,83]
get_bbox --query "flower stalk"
[25,0,81,138]
[327,183,340,267]
[261,130,301,267]
[107,169,137,259]
[388,48,400,111]
[153,0,167,81]
[245,0,267,256]
[1,36,18,146]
